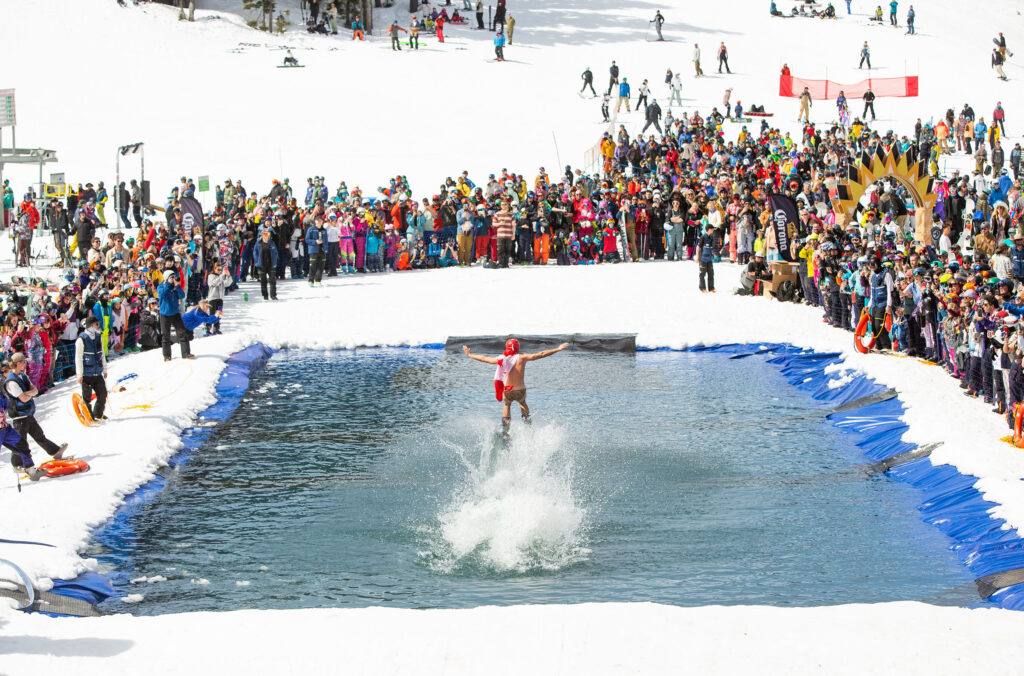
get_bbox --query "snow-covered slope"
[2,0,1021,203]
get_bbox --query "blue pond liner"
[42,341,1024,613]
[762,347,1024,608]
[44,343,275,614]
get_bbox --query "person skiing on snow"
[580,67,597,96]
[651,10,664,41]
[462,339,570,433]
[601,92,611,122]
[494,28,506,61]
[607,60,619,95]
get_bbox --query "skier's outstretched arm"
[522,342,570,361]
[463,345,501,364]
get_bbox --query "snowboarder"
[651,11,664,41]
[283,50,299,66]
[693,43,704,77]
[616,77,631,113]
[798,86,812,123]
[993,48,1008,81]
[462,339,570,432]
[863,87,876,120]
[494,28,506,61]
[641,99,663,135]
[717,42,731,74]
[580,67,597,96]
[409,19,420,49]
[995,32,1011,60]
[859,41,871,69]
[389,21,406,50]
[608,60,619,95]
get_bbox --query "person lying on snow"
[181,299,223,342]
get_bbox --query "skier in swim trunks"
[462,339,570,433]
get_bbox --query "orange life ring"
[854,310,874,354]
[1014,404,1024,448]
[37,459,90,477]
[71,393,93,427]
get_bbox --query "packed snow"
[3,0,1024,672]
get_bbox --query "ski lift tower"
[0,90,59,227]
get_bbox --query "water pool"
[92,349,975,614]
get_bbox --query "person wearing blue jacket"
[888,0,898,25]
[182,299,223,337]
[1012,236,1024,282]
[616,78,631,113]
[305,218,326,285]
[494,28,506,61]
[304,178,315,207]
[158,272,192,361]
[973,119,988,152]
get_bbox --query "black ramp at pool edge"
[447,334,636,354]
[34,343,275,617]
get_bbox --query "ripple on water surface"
[94,349,977,614]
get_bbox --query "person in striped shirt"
[492,200,515,268]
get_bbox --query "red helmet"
[504,339,519,356]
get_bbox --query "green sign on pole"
[197,175,210,192]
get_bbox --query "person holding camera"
[75,316,108,421]
[157,271,193,362]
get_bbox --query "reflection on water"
[91,350,975,615]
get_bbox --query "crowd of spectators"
[1,81,1021,429]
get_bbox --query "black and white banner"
[768,194,799,262]
[179,195,205,235]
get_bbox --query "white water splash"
[428,421,588,574]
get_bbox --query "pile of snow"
[4,601,1024,674]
